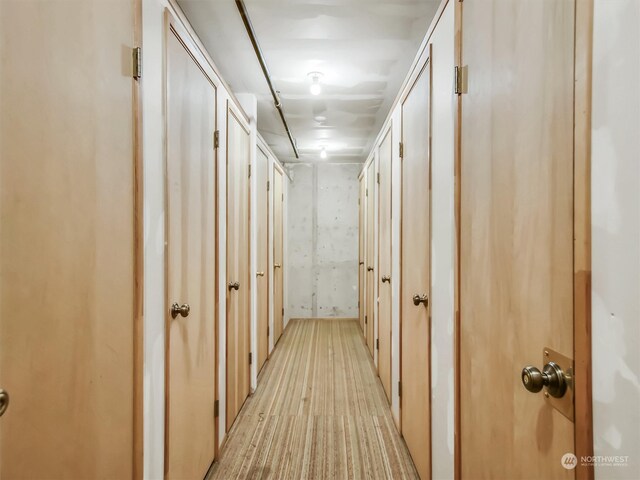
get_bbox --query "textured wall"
[287,163,360,318]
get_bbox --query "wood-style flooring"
[208,318,418,480]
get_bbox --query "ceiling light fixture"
[320,147,328,159]
[308,72,323,96]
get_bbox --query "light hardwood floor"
[209,318,418,480]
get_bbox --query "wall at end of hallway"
[287,163,360,319]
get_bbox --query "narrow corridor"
[208,319,417,479]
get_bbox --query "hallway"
[209,319,417,479]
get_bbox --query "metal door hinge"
[214,130,220,149]
[455,65,468,95]
[132,47,142,80]
[248,165,252,178]
[398,381,402,398]
[267,325,270,336]
[366,188,368,197]
[377,172,380,184]
[267,180,270,191]
[399,142,404,158]
[214,400,219,418]
[365,315,368,325]
[282,307,284,315]
[249,352,253,365]
[376,338,379,350]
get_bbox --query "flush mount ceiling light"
[308,72,323,96]
[320,147,328,159]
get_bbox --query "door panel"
[273,168,284,344]
[459,1,575,478]
[166,23,217,479]
[226,106,251,431]
[0,1,138,477]
[359,176,366,333]
[378,127,393,402]
[366,161,376,356]
[256,147,269,373]
[400,60,431,480]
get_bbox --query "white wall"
[286,163,360,318]
[592,1,640,478]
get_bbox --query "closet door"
[365,160,376,356]
[358,175,366,332]
[459,1,576,477]
[226,105,251,431]
[377,126,393,402]
[272,167,284,343]
[256,147,269,373]
[165,18,217,479]
[0,0,140,477]
[400,58,432,480]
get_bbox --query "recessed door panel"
[400,59,431,480]
[165,22,217,479]
[273,167,284,344]
[0,0,138,477]
[256,147,269,373]
[378,127,393,402]
[226,106,251,431]
[459,1,576,478]
[366,160,376,357]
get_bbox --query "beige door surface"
[366,161,376,356]
[400,60,431,480]
[273,167,284,344]
[166,22,217,479]
[256,148,269,373]
[226,106,251,431]
[0,1,139,478]
[358,176,366,333]
[459,1,576,478]
[377,127,393,402]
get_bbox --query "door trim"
[452,1,595,478]
[163,9,220,472]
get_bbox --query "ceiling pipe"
[235,0,300,159]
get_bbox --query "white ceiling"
[177,0,440,163]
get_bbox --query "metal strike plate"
[543,347,574,421]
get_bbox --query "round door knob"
[256,271,265,277]
[0,389,9,417]
[521,362,567,398]
[381,275,391,283]
[170,303,190,319]
[367,266,374,272]
[274,264,282,269]
[228,281,240,291]
[412,294,428,307]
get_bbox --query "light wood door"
[358,176,366,333]
[459,1,576,478]
[377,127,393,402]
[0,1,139,478]
[256,147,269,373]
[273,167,284,344]
[226,106,251,431]
[400,60,431,480]
[366,161,376,356]
[165,22,217,479]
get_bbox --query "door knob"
[0,389,9,417]
[256,271,265,277]
[367,266,374,272]
[521,362,567,398]
[274,264,281,269]
[170,303,190,319]
[381,275,391,283]
[412,294,428,307]
[228,281,240,291]
[359,261,364,266]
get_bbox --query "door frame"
[398,50,433,440]
[452,1,594,478]
[162,9,220,472]
[376,122,393,401]
[272,161,286,346]
[257,143,271,369]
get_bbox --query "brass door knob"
[228,281,240,291]
[274,264,282,269]
[367,266,374,272]
[359,261,364,266]
[412,294,428,307]
[170,303,190,319]
[0,389,9,417]
[256,271,265,277]
[521,362,567,398]
[381,275,391,283]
